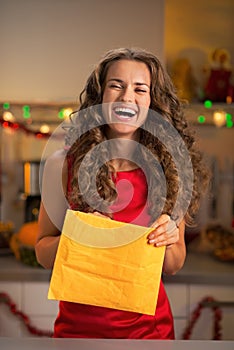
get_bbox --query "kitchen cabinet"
[165,283,234,340]
[0,252,233,339]
[0,281,58,337]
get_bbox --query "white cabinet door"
[165,283,188,339]
[189,284,234,340]
[0,281,58,337]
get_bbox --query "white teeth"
[114,107,136,118]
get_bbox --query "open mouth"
[113,107,137,119]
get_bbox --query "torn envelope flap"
[62,210,155,248]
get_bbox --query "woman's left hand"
[147,214,179,248]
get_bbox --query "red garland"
[182,296,222,340]
[0,292,223,339]
[0,292,53,337]
[0,117,52,139]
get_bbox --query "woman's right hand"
[91,211,112,219]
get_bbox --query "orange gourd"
[17,221,38,247]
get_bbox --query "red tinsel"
[0,291,223,339]
[0,292,53,337]
[182,296,222,340]
[0,118,52,139]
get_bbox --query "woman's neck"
[107,138,139,172]
[110,158,139,172]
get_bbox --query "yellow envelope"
[48,210,165,315]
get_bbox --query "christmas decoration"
[171,57,199,102]
[0,101,76,138]
[1,101,233,130]
[204,48,233,103]
[182,296,222,340]
[0,292,53,337]
[0,117,51,138]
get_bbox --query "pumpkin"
[16,221,38,247]
[9,221,41,267]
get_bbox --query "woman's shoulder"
[43,149,68,177]
[44,149,67,166]
[46,149,67,161]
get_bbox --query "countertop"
[0,249,233,285]
[163,250,234,285]
[0,250,52,282]
[0,338,233,350]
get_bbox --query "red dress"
[53,167,175,339]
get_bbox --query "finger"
[153,227,179,247]
[148,215,170,239]
[167,219,178,235]
[153,218,177,236]
[148,222,179,246]
[91,212,111,219]
[151,214,170,229]
[148,214,170,239]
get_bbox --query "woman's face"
[102,59,151,140]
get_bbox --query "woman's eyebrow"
[106,78,123,83]
[107,78,150,88]
[135,82,150,88]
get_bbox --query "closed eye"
[135,82,150,93]
[135,88,147,93]
[109,83,123,89]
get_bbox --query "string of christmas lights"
[0,101,76,138]
[0,117,52,139]
[0,101,233,134]
[193,100,233,128]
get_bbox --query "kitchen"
[0,0,233,347]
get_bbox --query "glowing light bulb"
[3,111,15,122]
[40,124,50,133]
[204,100,212,108]
[197,115,206,124]
[213,111,226,127]
[22,105,31,118]
[58,107,73,119]
[3,102,10,109]
[63,108,73,119]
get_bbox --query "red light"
[12,123,19,129]
[2,121,9,128]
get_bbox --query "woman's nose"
[120,87,134,102]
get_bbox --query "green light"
[22,105,31,118]
[204,100,212,108]
[226,113,232,121]
[23,111,31,118]
[226,120,233,128]
[23,105,30,112]
[58,109,64,119]
[198,115,206,123]
[3,102,10,109]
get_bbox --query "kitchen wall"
[165,0,234,88]
[0,0,234,229]
[0,0,164,101]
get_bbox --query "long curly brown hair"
[66,48,210,226]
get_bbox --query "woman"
[36,48,209,339]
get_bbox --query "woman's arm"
[147,215,186,275]
[35,150,68,269]
[162,220,186,275]
[36,203,61,269]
